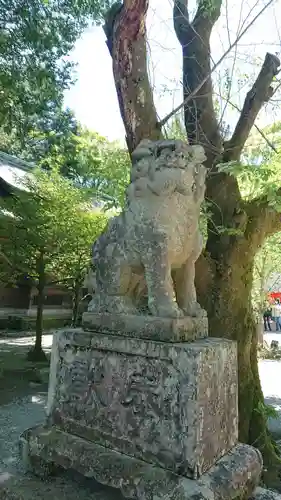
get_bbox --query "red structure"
[269,292,281,302]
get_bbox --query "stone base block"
[82,312,208,342]
[250,488,281,500]
[47,331,238,477]
[20,425,262,500]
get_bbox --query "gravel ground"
[0,390,122,499]
[0,332,281,498]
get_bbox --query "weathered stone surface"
[250,488,281,500]
[82,312,208,342]
[46,330,238,477]
[20,425,262,500]
[88,140,207,320]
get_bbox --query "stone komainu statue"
[88,139,207,318]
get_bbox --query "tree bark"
[72,280,81,327]
[196,230,281,487]
[173,0,223,164]
[103,0,162,153]
[106,0,281,486]
[27,252,47,362]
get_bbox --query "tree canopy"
[65,128,130,208]
[0,120,130,209]
[0,168,108,359]
[0,0,111,138]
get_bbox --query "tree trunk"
[27,252,47,362]
[196,219,281,486]
[72,281,81,327]
[104,0,161,153]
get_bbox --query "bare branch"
[214,92,279,154]
[0,250,13,267]
[223,53,280,161]
[160,0,277,128]
[245,123,278,155]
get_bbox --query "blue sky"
[64,0,281,144]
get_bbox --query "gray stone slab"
[47,330,238,478]
[250,488,281,500]
[20,425,262,500]
[82,312,208,342]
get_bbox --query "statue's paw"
[87,298,99,312]
[150,302,184,318]
[108,297,138,314]
[183,302,207,318]
[87,295,138,315]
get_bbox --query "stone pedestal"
[20,426,262,500]
[20,321,263,499]
[46,328,237,477]
[83,312,208,342]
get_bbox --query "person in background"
[263,304,272,331]
[272,299,281,332]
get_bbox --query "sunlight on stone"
[31,395,46,405]
[3,456,17,464]
[0,471,13,483]
[0,334,54,351]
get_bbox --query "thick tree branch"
[193,0,222,33]
[246,189,281,242]
[104,0,161,153]
[172,0,223,161]
[174,0,221,40]
[214,92,278,154]
[224,53,280,162]
[173,0,189,44]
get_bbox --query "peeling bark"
[104,0,161,153]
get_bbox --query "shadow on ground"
[0,335,52,405]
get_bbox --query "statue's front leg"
[173,259,205,317]
[142,237,183,318]
[173,234,206,317]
